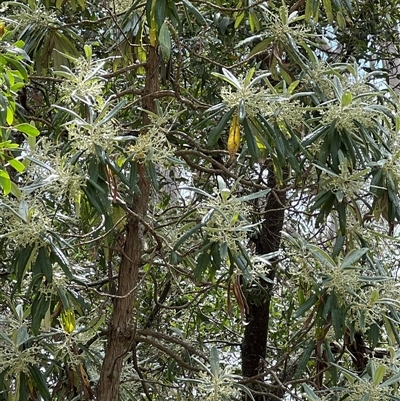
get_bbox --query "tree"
[1,0,400,400]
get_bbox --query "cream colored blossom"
[0,344,40,378]
[39,263,70,298]
[25,140,85,200]
[0,197,52,247]
[68,121,118,154]
[320,102,376,132]
[129,129,173,165]
[57,57,106,107]
[196,367,240,401]
[221,84,269,117]
[199,188,252,253]
[128,110,175,165]
[342,379,392,401]
[322,265,359,303]
[318,162,370,202]
[52,334,83,368]
[220,79,304,129]
[11,3,58,28]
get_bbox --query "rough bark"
[241,164,286,400]
[97,46,159,401]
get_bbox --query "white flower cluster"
[199,188,251,253]
[221,84,268,117]
[129,112,174,165]
[39,264,70,299]
[266,10,309,45]
[220,81,304,130]
[195,367,240,401]
[0,344,40,378]
[27,142,85,201]
[342,379,392,401]
[286,236,400,328]
[57,57,106,108]
[322,264,359,301]
[13,3,58,28]
[302,61,337,99]
[52,333,83,367]
[68,121,118,155]
[320,102,376,133]
[318,162,369,202]
[0,197,52,248]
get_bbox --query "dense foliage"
[1,0,400,400]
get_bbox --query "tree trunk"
[97,45,159,401]
[242,165,286,400]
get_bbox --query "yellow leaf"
[227,114,240,159]
[60,309,76,334]
[149,14,158,47]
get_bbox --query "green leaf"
[31,293,50,335]
[29,365,51,400]
[249,38,274,57]
[336,10,346,29]
[57,286,71,310]
[373,365,386,385]
[48,239,72,280]
[14,246,35,291]
[159,22,171,61]
[195,248,211,279]
[13,123,40,137]
[305,0,314,21]
[182,0,206,25]
[173,222,204,251]
[8,158,25,173]
[35,247,53,283]
[341,248,368,268]
[331,307,344,339]
[294,340,315,378]
[243,117,258,161]
[381,372,400,387]
[249,9,260,33]
[0,169,11,195]
[147,160,159,190]
[97,99,127,126]
[209,346,220,376]
[236,189,271,202]
[323,0,333,22]
[368,323,380,348]
[303,383,319,401]
[84,44,92,60]
[295,294,317,318]
[6,107,14,125]
[332,235,345,257]
[154,0,167,31]
[331,362,360,381]
[212,68,242,90]
[307,244,336,268]
[234,11,245,29]
[208,108,235,147]
[279,4,288,25]
[15,325,29,348]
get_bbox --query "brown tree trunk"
[97,45,159,401]
[242,165,286,400]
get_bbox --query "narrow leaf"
[13,123,40,137]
